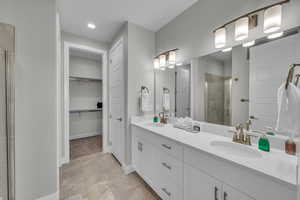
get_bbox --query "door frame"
[60,42,109,165]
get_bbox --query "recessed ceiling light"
[242,40,255,47]
[267,32,284,39]
[222,47,232,52]
[87,23,96,29]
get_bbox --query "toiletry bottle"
[258,132,270,152]
[153,115,159,123]
[285,138,296,155]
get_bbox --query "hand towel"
[163,92,170,111]
[276,83,300,137]
[141,89,151,112]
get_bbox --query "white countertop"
[131,118,298,187]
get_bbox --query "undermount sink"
[210,141,262,159]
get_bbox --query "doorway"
[61,42,109,165]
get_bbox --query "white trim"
[36,192,58,200]
[61,42,110,162]
[69,131,101,140]
[122,165,135,175]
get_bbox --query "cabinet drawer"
[154,135,183,161]
[156,177,183,200]
[132,126,183,160]
[156,149,183,185]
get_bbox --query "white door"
[109,39,125,164]
[176,66,190,117]
[184,164,222,200]
[249,33,300,130]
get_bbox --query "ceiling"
[58,0,198,43]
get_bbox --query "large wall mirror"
[155,28,300,134]
[155,62,191,118]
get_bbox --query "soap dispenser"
[258,132,270,152]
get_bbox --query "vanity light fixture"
[159,54,166,68]
[213,0,289,49]
[267,31,284,39]
[153,58,160,70]
[215,28,226,48]
[168,51,176,65]
[264,5,282,34]
[235,17,249,41]
[242,40,255,48]
[154,48,179,70]
[222,47,232,52]
[87,23,96,29]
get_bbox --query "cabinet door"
[135,136,155,185]
[222,185,254,200]
[184,164,222,200]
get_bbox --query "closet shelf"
[69,76,102,82]
[69,108,102,114]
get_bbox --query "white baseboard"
[60,156,69,166]
[69,131,102,140]
[122,165,135,175]
[36,192,58,200]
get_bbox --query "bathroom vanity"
[131,118,297,200]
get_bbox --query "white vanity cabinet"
[184,164,254,200]
[132,126,183,200]
[184,164,223,200]
[131,125,297,200]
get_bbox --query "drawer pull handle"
[223,192,228,200]
[138,142,143,152]
[161,188,171,196]
[214,187,218,200]
[162,162,171,170]
[161,144,172,150]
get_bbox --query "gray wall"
[156,0,300,61]
[0,0,58,199]
[69,56,102,140]
[127,22,155,165]
[62,32,109,50]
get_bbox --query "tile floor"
[70,136,102,160]
[61,136,160,200]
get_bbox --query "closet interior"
[68,48,103,160]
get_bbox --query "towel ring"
[285,64,300,89]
